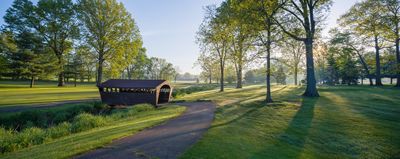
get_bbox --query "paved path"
[0,99,99,113]
[74,102,216,159]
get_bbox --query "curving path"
[74,102,216,159]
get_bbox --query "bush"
[0,128,17,153]
[109,104,155,119]
[71,113,107,133]
[46,122,71,139]
[0,103,96,130]
[172,84,217,98]
[0,103,160,154]
[16,127,46,147]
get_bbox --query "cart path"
[74,101,216,159]
[0,99,100,113]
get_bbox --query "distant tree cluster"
[196,0,399,102]
[0,0,177,87]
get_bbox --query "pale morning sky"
[0,0,358,74]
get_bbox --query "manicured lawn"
[0,80,98,107]
[179,85,400,159]
[0,80,197,107]
[0,105,186,159]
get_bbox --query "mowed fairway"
[0,81,98,107]
[0,80,195,108]
[179,85,400,159]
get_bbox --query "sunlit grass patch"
[180,85,400,159]
[0,81,99,107]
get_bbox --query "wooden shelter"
[98,79,173,106]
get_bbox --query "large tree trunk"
[374,36,383,86]
[294,66,298,85]
[209,70,212,84]
[57,56,65,87]
[266,53,272,103]
[127,66,131,80]
[97,59,104,86]
[303,39,319,97]
[396,38,400,87]
[369,77,373,86]
[355,50,373,86]
[30,76,34,88]
[219,59,224,92]
[236,64,243,88]
[266,30,273,103]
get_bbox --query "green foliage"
[70,113,106,133]
[147,57,177,81]
[244,68,266,84]
[0,103,97,130]
[77,0,142,82]
[0,105,185,159]
[272,65,287,85]
[0,102,175,154]
[172,84,218,98]
[3,0,79,86]
[45,122,71,139]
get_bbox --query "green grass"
[179,85,400,159]
[0,80,201,107]
[0,105,186,159]
[0,80,98,107]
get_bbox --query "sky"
[0,0,358,74]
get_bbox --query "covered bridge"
[98,79,173,106]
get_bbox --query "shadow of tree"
[252,97,318,158]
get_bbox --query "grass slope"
[0,105,186,159]
[179,85,400,159]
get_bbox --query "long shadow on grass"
[210,87,291,129]
[210,101,265,129]
[252,97,318,158]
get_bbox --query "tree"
[4,0,79,86]
[329,29,374,85]
[195,52,217,84]
[75,45,96,82]
[126,48,149,80]
[146,57,176,81]
[272,65,287,85]
[278,37,305,85]
[0,32,17,79]
[77,0,141,85]
[340,0,389,86]
[275,0,332,96]
[325,53,339,85]
[197,5,231,91]
[230,0,285,102]
[381,0,400,87]
[244,70,256,84]
[217,0,259,89]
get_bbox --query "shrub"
[0,103,161,154]
[46,122,71,139]
[0,128,17,153]
[172,84,217,98]
[0,103,97,130]
[71,113,107,133]
[16,127,46,147]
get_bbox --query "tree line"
[196,0,400,102]
[0,0,178,87]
